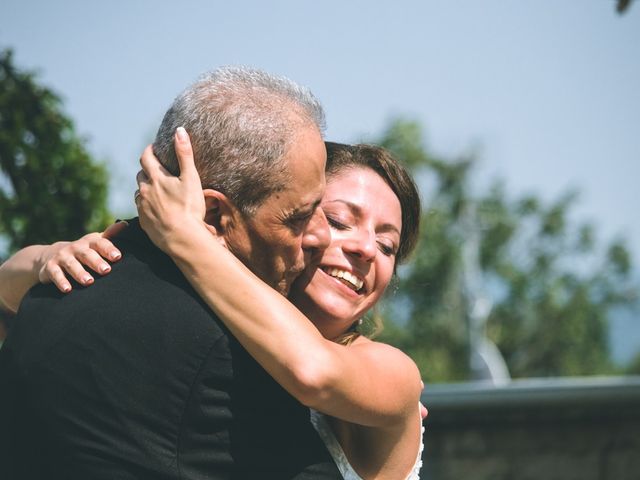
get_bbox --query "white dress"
[310,409,424,480]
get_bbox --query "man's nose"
[302,207,330,251]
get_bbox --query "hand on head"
[135,127,213,252]
[34,127,212,294]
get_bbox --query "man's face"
[225,125,330,295]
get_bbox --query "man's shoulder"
[13,220,229,359]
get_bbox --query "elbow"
[287,358,335,408]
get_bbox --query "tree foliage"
[0,49,111,256]
[374,118,638,382]
[617,0,635,14]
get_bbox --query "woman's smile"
[320,266,365,293]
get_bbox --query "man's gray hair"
[153,66,326,215]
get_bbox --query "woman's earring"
[356,318,363,326]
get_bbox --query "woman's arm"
[136,129,422,428]
[0,229,123,313]
[165,223,420,427]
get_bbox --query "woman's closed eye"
[377,241,396,257]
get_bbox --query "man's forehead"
[257,123,326,214]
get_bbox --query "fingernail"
[100,263,111,273]
[110,251,121,260]
[176,126,188,142]
[62,284,72,293]
[83,275,94,284]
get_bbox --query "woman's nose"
[343,228,376,262]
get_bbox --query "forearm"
[168,223,334,403]
[165,224,421,427]
[0,244,52,313]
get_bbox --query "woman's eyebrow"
[379,223,401,236]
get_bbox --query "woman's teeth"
[323,267,364,292]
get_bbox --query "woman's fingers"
[174,127,199,180]
[42,255,94,289]
[43,262,73,293]
[419,381,428,420]
[95,237,122,262]
[139,128,197,186]
[136,169,149,187]
[420,402,428,420]
[102,221,128,248]
[139,145,160,180]
[38,231,121,293]
[139,144,173,181]
[134,127,208,252]
[75,245,114,275]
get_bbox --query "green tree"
[0,48,111,256]
[374,118,638,382]
[617,0,635,14]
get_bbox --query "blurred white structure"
[461,203,511,385]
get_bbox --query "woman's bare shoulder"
[350,336,422,395]
[351,335,416,363]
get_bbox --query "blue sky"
[2,1,639,361]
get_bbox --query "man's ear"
[202,189,237,247]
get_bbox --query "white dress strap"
[309,409,424,480]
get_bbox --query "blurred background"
[1,0,639,382]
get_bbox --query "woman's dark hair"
[324,142,421,265]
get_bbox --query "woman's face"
[288,166,402,340]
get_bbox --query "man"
[0,67,341,479]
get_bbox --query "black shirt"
[0,220,341,479]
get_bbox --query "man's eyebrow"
[287,199,322,219]
[324,199,401,236]
[291,199,322,216]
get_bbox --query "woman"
[0,134,425,479]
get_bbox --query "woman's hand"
[37,222,126,293]
[136,127,210,253]
[0,222,125,313]
[419,382,428,420]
